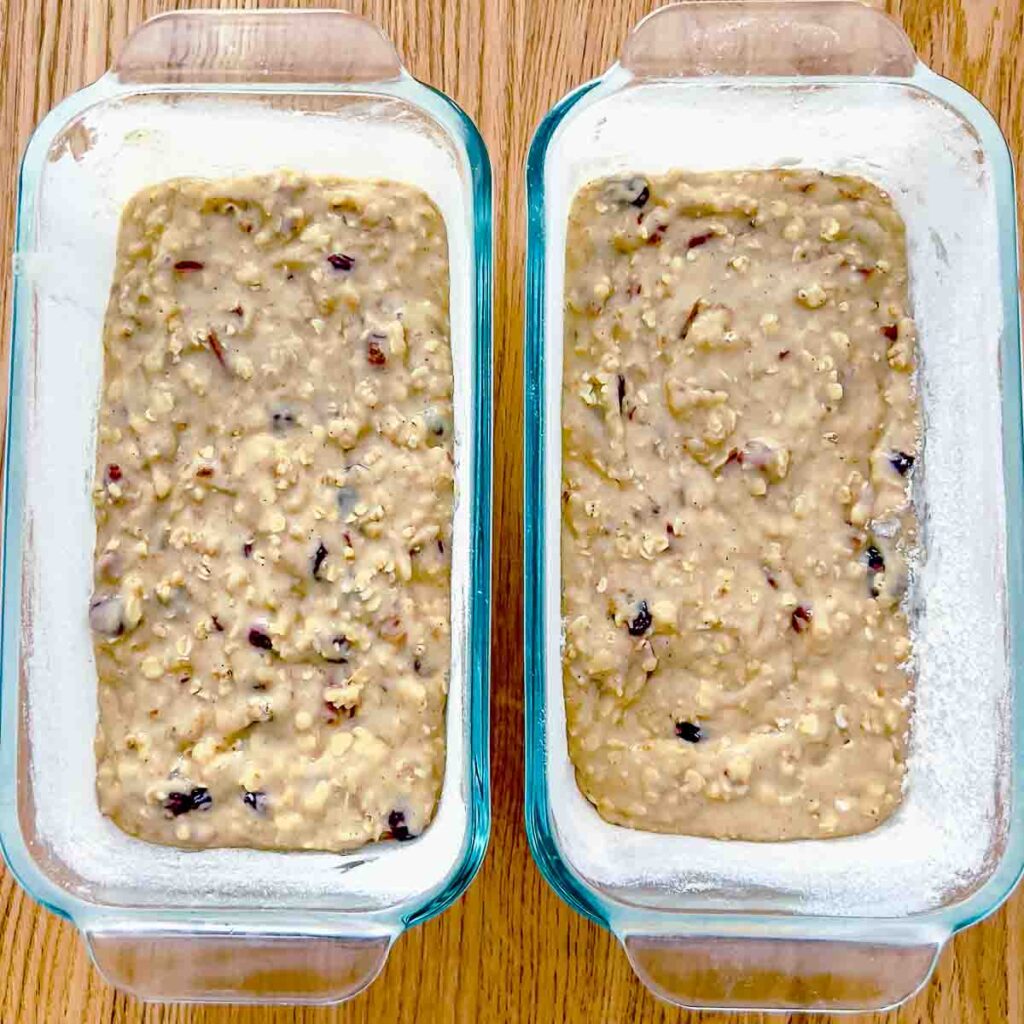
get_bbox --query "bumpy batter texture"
[91,171,453,852]
[562,170,919,840]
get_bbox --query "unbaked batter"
[91,171,453,852]
[561,169,919,840]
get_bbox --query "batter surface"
[561,170,919,840]
[91,171,453,852]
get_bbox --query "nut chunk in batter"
[561,170,919,841]
[91,171,454,852]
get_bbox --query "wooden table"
[0,0,1021,1021]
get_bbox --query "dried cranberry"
[312,541,328,580]
[866,545,885,573]
[675,721,702,743]
[163,792,192,816]
[646,223,667,245]
[367,338,387,366]
[327,253,355,271]
[881,323,899,342]
[173,260,204,272]
[627,600,652,636]
[791,605,813,633]
[778,349,790,360]
[196,466,213,478]
[211,615,224,633]
[242,541,254,558]
[680,299,702,341]
[242,790,268,814]
[388,809,414,841]
[890,451,915,476]
[865,545,885,597]
[164,787,211,817]
[106,463,122,482]
[206,328,227,369]
[248,627,273,651]
[230,304,244,316]
[687,231,715,250]
[617,374,626,413]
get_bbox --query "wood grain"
[0,0,1020,1021]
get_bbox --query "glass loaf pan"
[0,10,492,1006]
[524,1,1022,1013]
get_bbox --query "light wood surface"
[0,0,1021,1021]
